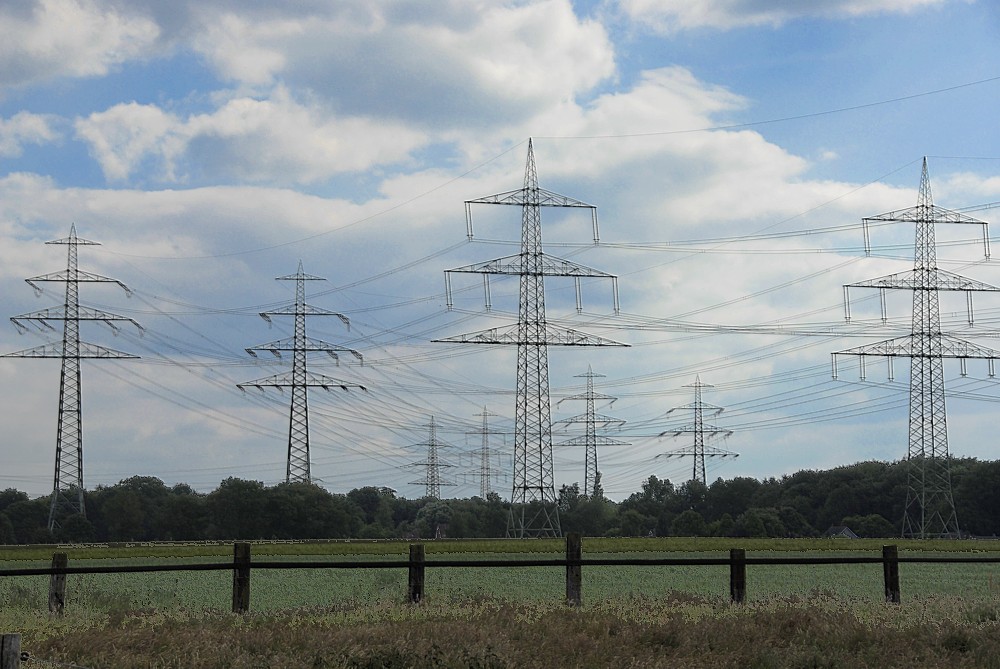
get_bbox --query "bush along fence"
[3,535,1000,617]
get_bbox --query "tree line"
[1,458,998,544]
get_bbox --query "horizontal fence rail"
[2,535,1000,612]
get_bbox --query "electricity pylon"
[409,416,456,499]
[435,139,626,538]
[238,261,364,485]
[833,158,999,538]
[657,376,736,486]
[3,225,142,531]
[555,366,628,497]
[469,406,503,498]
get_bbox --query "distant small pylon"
[469,406,504,498]
[409,416,456,499]
[555,366,628,497]
[238,261,365,485]
[657,376,736,486]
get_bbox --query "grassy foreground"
[4,594,1000,669]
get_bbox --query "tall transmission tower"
[409,416,456,499]
[435,139,626,538]
[833,158,999,538]
[3,225,142,531]
[555,366,628,497]
[238,261,364,485]
[657,376,736,486]
[468,406,504,498]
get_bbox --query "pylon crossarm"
[864,204,986,225]
[659,426,733,439]
[246,336,363,359]
[560,390,617,402]
[658,443,737,457]
[12,306,143,331]
[27,270,132,294]
[238,371,366,391]
[2,341,139,359]
[665,402,725,414]
[466,187,596,209]
[556,435,630,447]
[836,334,1000,359]
[556,412,626,426]
[262,305,351,323]
[446,253,616,278]
[847,268,1000,292]
[434,323,627,346]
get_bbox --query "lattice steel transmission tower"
[238,261,364,485]
[409,416,456,499]
[657,376,736,486]
[833,159,999,538]
[469,406,503,498]
[435,139,626,538]
[555,366,628,497]
[3,225,142,531]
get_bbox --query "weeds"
[4,595,1000,669]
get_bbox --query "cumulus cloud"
[619,0,953,31]
[0,111,59,156]
[131,0,616,127]
[0,0,158,89]
[74,88,428,184]
[74,102,180,181]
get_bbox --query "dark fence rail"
[3,534,1000,613]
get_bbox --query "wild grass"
[5,594,1000,668]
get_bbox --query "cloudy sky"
[2,0,1000,502]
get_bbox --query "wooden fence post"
[729,548,746,604]
[231,542,251,613]
[883,544,900,604]
[565,532,582,607]
[48,552,67,615]
[408,544,425,604]
[1,634,21,669]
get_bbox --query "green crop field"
[2,539,1000,667]
[2,537,1000,612]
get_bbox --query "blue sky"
[2,0,1000,501]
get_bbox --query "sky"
[2,0,1000,502]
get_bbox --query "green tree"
[56,513,96,543]
[0,512,15,543]
[670,509,707,537]
[706,477,760,522]
[207,478,267,539]
[735,508,786,538]
[841,513,896,538]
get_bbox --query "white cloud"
[0,111,59,156]
[74,102,180,181]
[186,0,615,127]
[74,88,428,184]
[0,0,158,89]
[619,0,954,31]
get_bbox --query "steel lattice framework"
[657,376,736,486]
[239,262,364,485]
[833,159,999,538]
[471,406,502,499]
[435,139,626,537]
[3,225,142,531]
[555,366,628,497]
[408,416,456,499]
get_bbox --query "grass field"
[2,538,999,667]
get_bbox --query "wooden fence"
[3,534,1000,615]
